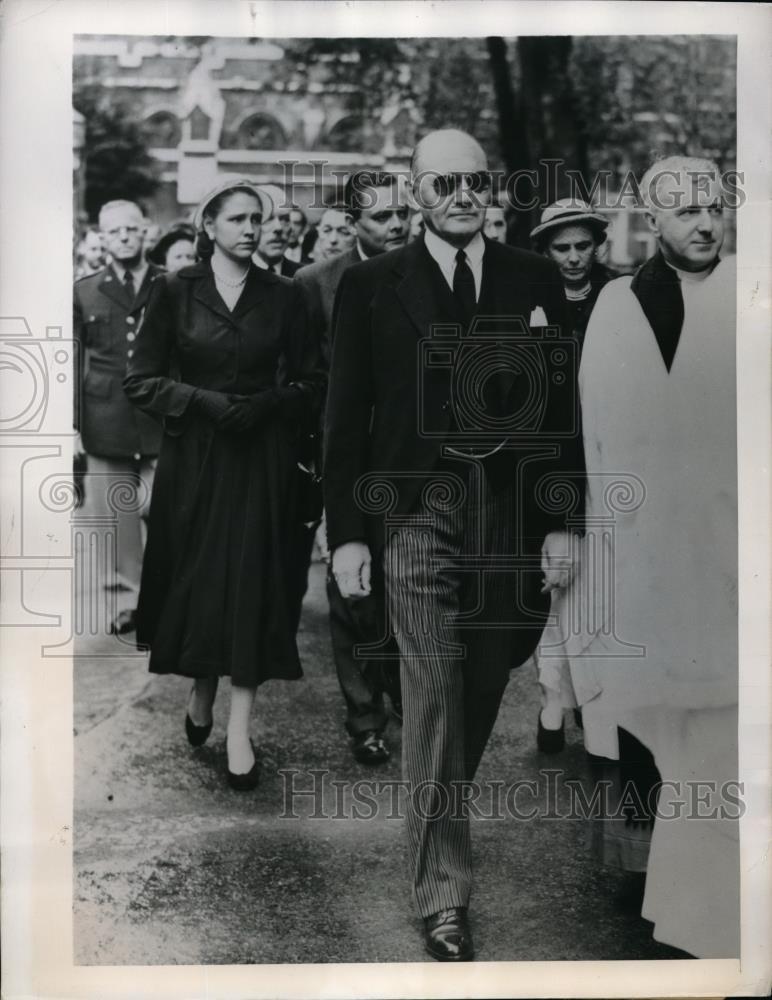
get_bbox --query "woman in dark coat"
[124,177,323,790]
[530,198,615,356]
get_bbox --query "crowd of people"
[73,132,738,963]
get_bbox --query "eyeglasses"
[430,172,493,198]
[104,226,141,237]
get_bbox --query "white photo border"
[0,1,769,997]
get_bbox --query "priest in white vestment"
[541,156,740,958]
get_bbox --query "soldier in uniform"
[73,199,164,635]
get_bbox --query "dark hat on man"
[530,199,609,248]
[147,222,197,266]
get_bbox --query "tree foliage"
[73,34,736,230]
[74,82,160,221]
[569,36,737,177]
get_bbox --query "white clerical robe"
[542,257,739,958]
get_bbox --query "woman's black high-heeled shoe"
[185,680,218,747]
[536,711,565,754]
[227,740,260,792]
[185,712,213,747]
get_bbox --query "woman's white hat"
[193,175,275,230]
[530,198,609,244]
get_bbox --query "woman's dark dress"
[124,260,322,687]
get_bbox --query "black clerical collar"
[631,251,720,371]
[630,250,684,372]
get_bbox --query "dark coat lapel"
[99,265,133,310]
[477,239,530,330]
[329,247,360,288]
[394,237,455,338]
[477,239,539,410]
[188,261,271,323]
[232,264,272,320]
[190,263,234,323]
[133,264,164,313]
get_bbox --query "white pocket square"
[529,306,548,326]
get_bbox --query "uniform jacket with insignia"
[73,263,165,458]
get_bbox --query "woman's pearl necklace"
[212,262,249,287]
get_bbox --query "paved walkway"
[74,561,686,965]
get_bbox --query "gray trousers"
[383,465,537,917]
[83,454,156,612]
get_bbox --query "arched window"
[189,107,211,141]
[325,115,365,153]
[236,113,287,150]
[142,111,181,147]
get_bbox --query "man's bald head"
[411,129,487,179]
[410,129,491,248]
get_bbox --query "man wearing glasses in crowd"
[324,130,583,961]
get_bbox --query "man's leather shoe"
[423,906,474,961]
[109,608,137,635]
[352,730,389,765]
[537,711,565,754]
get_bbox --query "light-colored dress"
[540,257,739,957]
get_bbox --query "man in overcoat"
[324,130,583,960]
[73,199,164,634]
[296,171,409,764]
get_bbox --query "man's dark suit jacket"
[74,263,165,458]
[294,247,360,364]
[280,257,302,278]
[323,235,584,556]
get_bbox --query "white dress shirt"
[423,228,485,300]
[252,252,282,275]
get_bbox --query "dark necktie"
[453,249,477,327]
[123,269,135,302]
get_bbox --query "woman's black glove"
[219,386,306,433]
[189,388,233,424]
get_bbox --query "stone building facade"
[73,34,735,265]
[73,35,419,226]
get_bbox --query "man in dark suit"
[324,130,583,960]
[252,185,302,278]
[285,205,308,264]
[296,172,409,765]
[73,199,164,635]
[313,205,356,261]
